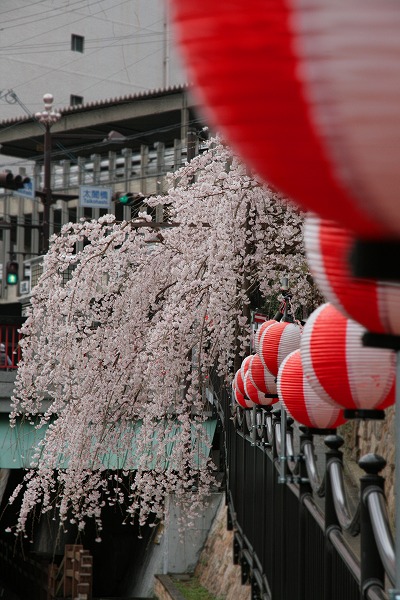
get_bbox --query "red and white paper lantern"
[259,321,302,377]
[304,214,400,335]
[254,319,277,355]
[240,355,252,381]
[248,352,278,399]
[233,370,255,409]
[301,303,395,412]
[277,349,346,429]
[244,370,266,406]
[244,355,278,406]
[171,1,400,238]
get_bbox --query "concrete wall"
[154,496,251,600]
[126,493,222,598]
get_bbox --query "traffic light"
[6,261,18,285]
[112,191,144,206]
[0,172,31,191]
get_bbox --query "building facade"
[0,0,185,121]
[0,1,197,310]
[0,86,205,309]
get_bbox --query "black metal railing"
[210,369,393,600]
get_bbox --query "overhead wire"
[0,2,188,166]
[7,13,168,104]
[0,111,204,171]
[0,33,165,55]
[1,0,131,31]
[0,0,55,19]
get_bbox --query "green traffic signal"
[119,193,131,205]
[6,261,18,285]
[112,191,145,206]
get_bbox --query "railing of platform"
[209,367,393,600]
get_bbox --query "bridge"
[0,321,221,600]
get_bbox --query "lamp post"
[35,94,61,254]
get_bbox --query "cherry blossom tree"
[9,138,319,538]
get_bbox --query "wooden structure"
[48,544,93,600]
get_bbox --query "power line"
[0,107,204,171]
[7,12,167,107]
[0,32,164,54]
[1,0,131,30]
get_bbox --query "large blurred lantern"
[301,303,395,417]
[259,321,301,377]
[278,349,346,430]
[171,1,400,238]
[304,214,400,335]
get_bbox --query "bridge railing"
[210,368,393,600]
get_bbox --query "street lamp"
[32,96,125,254]
[35,94,61,254]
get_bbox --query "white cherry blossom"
[10,138,319,536]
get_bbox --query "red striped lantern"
[244,370,265,406]
[245,355,278,406]
[254,320,277,355]
[234,385,252,409]
[304,214,400,335]
[248,353,277,399]
[277,349,346,429]
[259,321,302,377]
[240,355,252,380]
[234,368,245,398]
[301,303,395,416]
[233,371,254,409]
[171,1,400,238]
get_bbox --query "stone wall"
[194,498,251,600]
[341,406,395,524]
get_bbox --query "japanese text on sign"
[80,186,111,209]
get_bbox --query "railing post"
[298,428,313,600]
[261,406,273,450]
[358,453,386,599]
[324,434,344,600]
[272,408,281,461]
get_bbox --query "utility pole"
[35,94,61,254]
[34,94,78,254]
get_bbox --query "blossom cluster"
[10,138,319,537]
